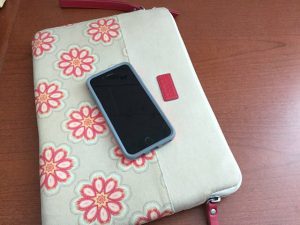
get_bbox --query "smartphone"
[87,63,175,159]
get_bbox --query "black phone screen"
[90,64,172,155]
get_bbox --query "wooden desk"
[1,0,299,224]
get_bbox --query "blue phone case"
[86,62,175,159]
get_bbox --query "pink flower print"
[34,79,67,118]
[64,102,108,144]
[110,145,156,172]
[86,18,120,44]
[40,143,77,195]
[32,30,56,58]
[131,202,173,225]
[72,172,129,224]
[57,46,97,79]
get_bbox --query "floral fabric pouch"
[32,8,242,225]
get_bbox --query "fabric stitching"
[116,14,175,213]
[155,153,175,212]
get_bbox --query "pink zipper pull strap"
[59,0,179,17]
[206,196,221,225]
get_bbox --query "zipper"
[206,196,221,225]
[205,181,242,225]
[59,0,179,17]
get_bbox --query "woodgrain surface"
[1,0,300,224]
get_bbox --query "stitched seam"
[116,15,130,64]
[155,153,175,212]
[116,14,175,213]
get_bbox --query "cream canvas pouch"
[32,8,242,225]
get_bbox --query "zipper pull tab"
[206,196,221,225]
[59,0,179,17]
